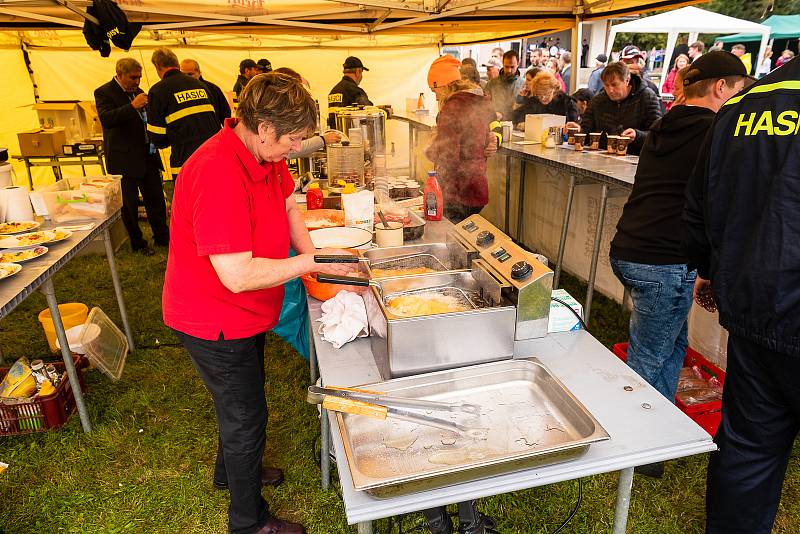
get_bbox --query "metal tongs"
[308,385,488,439]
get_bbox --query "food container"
[302,250,367,301]
[333,106,386,163]
[589,132,601,150]
[335,358,610,496]
[404,180,420,197]
[573,133,586,151]
[616,135,632,156]
[606,135,619,154]
[36,176,122,223]
[78,307,128,380]
[375,222,404,248]
[361,240,475,279]
[326,143,365,188]
[362,262,517,379]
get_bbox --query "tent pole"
[661,30,678,94]
[571,11,582,93]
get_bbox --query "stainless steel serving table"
[308,220,715,534]
[391,110,435,183]
[0,210,135,433]
[498,141,637,325]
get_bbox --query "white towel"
[317,291,368,349]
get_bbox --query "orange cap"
[427,54,462,90]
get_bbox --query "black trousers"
[176,330,270,534]
[706,334,800,534]
[121,157,169,250]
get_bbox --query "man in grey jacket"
[484,50,526,121]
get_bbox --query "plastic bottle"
[68,117,82,144]
[306,182,324,210]
[417,92,425,110]
[423,171,443,221]
[91,117,102,137]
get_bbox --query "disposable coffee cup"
[566,127,580,145]
[606,135,619,154]
[616,135,632,156]
[573,133,586,151]
[375,221,404,247]
[589,132,601,150]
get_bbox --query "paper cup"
[589,133,602,150]
[606,135,619,154]
[616,135,632,156]
[375,221,404,248]
[573,133,586,151]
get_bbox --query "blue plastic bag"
[273,249,310,359]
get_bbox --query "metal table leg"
[504,154,512,235]
[23,158,34,189]
[309,314,318,384]
[357,521,373,534]
[553,174,578,289]
[103,227,135,352]
[321,406,331,490]
[584,184,609,326]
[516,159,527,241]
[41,278,91,433]
[408,125,416,182]
[612,467,635,534]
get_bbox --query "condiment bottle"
[417,92,426,110]
[306,183,324,210]
[423,171,443,221]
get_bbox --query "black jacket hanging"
[82,0,141,57]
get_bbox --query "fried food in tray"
[385,293,470,318]
[371,266,436,278]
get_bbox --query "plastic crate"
[0,357,87,436]
[612,342,725,437]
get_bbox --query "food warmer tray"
[335,358,610,497]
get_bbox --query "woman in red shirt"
[162,73,350,534]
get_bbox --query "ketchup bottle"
[423,171,443,221]
[306,182,324,210]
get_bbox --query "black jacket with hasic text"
[683,57,800,356]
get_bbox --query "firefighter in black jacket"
[147,47,219,179]
[683,56,800,534]
[180,58,231,126]
[327,56,373,128]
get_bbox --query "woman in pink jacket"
[662,54,689,109]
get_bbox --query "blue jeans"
[610,258,697,401]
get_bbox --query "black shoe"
[134,245,155,256]
[254,516,306,534]
[634,461,665,478]
[459,513,496,534]
[213,466,284,490]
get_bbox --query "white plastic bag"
[343,190,374,233]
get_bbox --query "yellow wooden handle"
[322,397,388,419]
[327,385,385,396]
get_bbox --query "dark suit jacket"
[94,78,160,177]
[200,77,231,126]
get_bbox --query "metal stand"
[612,467,635,534]
[103,228,135,352]
[516,159,528,241]
[504,153,513,235]
[408,125,416,182]
[553,174,578,289]
[41,278,91,433]
[309,316,318,384]
[584,184,609,326]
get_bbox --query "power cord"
[551,479,583,534]
[550,296,589,331]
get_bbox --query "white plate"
[0,262,22,280]
[309,227,373,250]
[47,228,73,244]
[0,220,41,235]
[0,246,48,263]
[0,230,56,249]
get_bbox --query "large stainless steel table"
[308,220,714,534]
[499,141,637,325]
[0,211,135,433]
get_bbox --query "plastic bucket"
[38,303,89,352]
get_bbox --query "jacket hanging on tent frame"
[82,0,141,57]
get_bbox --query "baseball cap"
[343,56,369,71]
[483,57,502,70]
[682,50,750,86]
[620,45,645,61]
[427,54,461,89]
[257,58,272,72]
[239,58,257,72]
[596,53,608,63]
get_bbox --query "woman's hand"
[621,128,636,139]
[308,248,359,276]
[564,121,580,130]
[322,130,342,145]
[484,135,499,158]
[694,277,717,312]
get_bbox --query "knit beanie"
[427,54,462,90]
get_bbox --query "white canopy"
[606,6,771,90]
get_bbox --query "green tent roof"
[718,14,800,43]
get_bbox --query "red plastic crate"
[0,357,87,436]
[612,343,725,437]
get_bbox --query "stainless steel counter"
[308,219,715,533]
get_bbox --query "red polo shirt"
[162,118,295,340]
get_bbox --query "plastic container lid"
[77,307,129,380]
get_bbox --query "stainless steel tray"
[335,358,609,497]
[361,241,475,279]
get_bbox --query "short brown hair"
[502,49,518,62]
[274,67,302,81]
[459,64,481,85]
[601,61,630,83]
[531,71,562,95]
[683,75,745,100]
[689,41,705,53]
[236,73,317,138]
[116,58,141,75]
[151,47,179,69]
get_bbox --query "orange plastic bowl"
[301,249,367,301]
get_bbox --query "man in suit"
[94,57,169,256]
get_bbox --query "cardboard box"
[31,101,98,142]
[17,128,67,157]
[548,289,583,333]
[524,113,566,143]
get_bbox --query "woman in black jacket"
[512,70,579,128]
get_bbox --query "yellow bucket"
[38,303,89,352]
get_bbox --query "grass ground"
[1,230,799,534]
